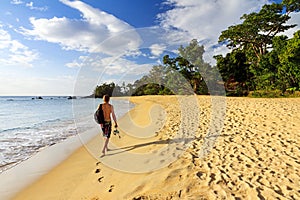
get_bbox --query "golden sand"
[12,96,300,200]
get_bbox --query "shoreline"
[4,95,300,199]
[0,127,99,200]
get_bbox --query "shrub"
[248,90,300,98]
[248,90,284,98]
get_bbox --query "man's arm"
[111,105,118,127]
[97,104,103,128]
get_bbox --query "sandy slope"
[13,96,300,200]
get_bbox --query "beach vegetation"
[215,0,300,97]
[93,82,116,98]
[248,89,300,98]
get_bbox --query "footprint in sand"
[98,176,104,182]
[108,185,114,192]
[94,164,103,183]
[144,159,150,164]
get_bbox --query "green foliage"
[251,35,288,92]
[214,50,252,95]
[215,0,300,96]
[163,39,213,95]
[254,31,300,93]
[94,82,115,98]
[248,90,284,98]
[278,30,300,90]
[282,0,300,13]
[248,89,300,98]
[219,2,296,66]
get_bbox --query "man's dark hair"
[103,94,110,102]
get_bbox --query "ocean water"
[0,96,133,173]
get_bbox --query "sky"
[0,0,299,96]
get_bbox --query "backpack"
[94,104,104,124]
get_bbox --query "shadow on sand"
[106,137,195,156]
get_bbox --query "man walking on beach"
[100,94,118,156]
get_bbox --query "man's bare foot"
[101,150,105,155]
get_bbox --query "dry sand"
[11,96,300,200]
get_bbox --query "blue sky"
[0,0,298,96]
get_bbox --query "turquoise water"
[0,96,133,172]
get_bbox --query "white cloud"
[10,0,23,5]
[5,11,12,16]
[204,45,230,63]
[68,54,154,96]
[158,0,270,64]
[68,55,153,76]
[0,25,38,67]
[149,44,166,57]
[20,0,142,56]
[65,56,89,68]
[67,55,156,95]
[26,2,48,11]
[280,12,300,38]
[102,58,153,77]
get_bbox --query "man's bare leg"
[102,138,109,155]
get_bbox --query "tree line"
[93,0,300,98]
[215,0,300,96]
